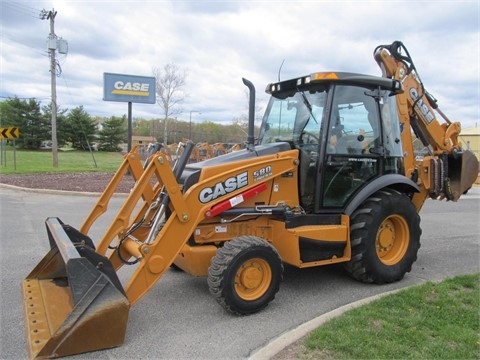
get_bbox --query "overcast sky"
[1,0,479,129]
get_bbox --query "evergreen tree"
[0,97,44,149]
[98,115,127,151]
[65,106,98,150]
[41,103,68,147]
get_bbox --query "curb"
[248,288,405,360]
[0,182,128,197]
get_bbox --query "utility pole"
[41,9,58,167]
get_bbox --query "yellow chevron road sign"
[0,127,20,139]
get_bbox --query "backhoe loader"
[22,41,478,359]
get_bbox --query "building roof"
[461,126,480,135]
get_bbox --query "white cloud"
[1,0,479,129]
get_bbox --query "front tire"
[345,189,421,284]
[207,236,283,315]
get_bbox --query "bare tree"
[152,63,187,145]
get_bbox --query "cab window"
[260,91,325,146]
[322,85,380,207]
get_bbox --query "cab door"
[319,85,383,208]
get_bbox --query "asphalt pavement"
[1,185,478,359]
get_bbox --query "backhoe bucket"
[22,217,129,359]
[449,150,479,201]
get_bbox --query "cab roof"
[266,71,402,99]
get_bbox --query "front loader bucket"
[22,217,129,359]
[449,150,479,201]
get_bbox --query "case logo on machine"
[199,171,248,203]
[409,88,434,124]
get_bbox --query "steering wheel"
[301,131,320,144]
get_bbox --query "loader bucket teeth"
[448,150,479,201]
[22,217,129,359]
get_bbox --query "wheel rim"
[234,258,272,301]
[376,215,410,265]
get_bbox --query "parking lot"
[1,186,478,359]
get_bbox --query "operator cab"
[259,72,404,213]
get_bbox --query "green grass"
[0,148,125,174]
[303,273,480,360]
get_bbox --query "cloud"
[1,0,479,129]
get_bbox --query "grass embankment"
[301,273,480,360]
[0,148,124,174]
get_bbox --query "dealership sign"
[103,73,156,104]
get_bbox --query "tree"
[152,63,187,145]
[98,115,127,151]
[42,102,68,147]
[65,106,97,150]
[0,97,44,149]
[198,121,224,143]
[133,118,157,137]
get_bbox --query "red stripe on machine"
[205,183,268,218]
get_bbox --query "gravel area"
[0,172,136,193]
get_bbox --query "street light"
[189,110,201,141]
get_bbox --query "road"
[1,186,478,359]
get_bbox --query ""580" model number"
[253,165,272,182]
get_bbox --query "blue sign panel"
[103,73,156,104]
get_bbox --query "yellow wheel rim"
[376,215,410,265]
[234,258,272,301]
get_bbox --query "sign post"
[103,73,156,152]
[0,127,20,170]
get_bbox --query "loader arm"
[98,149,299,305]
[22,142,298,359]
[374,41,478,207]
[79,146,155,236]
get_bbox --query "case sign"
[103,73,156,104]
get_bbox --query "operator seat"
[297,145,316,211]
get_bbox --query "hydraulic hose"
[144,140,195,245]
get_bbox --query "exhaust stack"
[242,77,256,151]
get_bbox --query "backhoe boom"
[374,41,478,206]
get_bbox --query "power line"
[0,33,49,58]
[0,2,49,55]
[2,1,43,19]
[0,95,50,100]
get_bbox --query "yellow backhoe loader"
[22,41,478,359]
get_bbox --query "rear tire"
[207,236,283,315]
[345,189,421,284]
